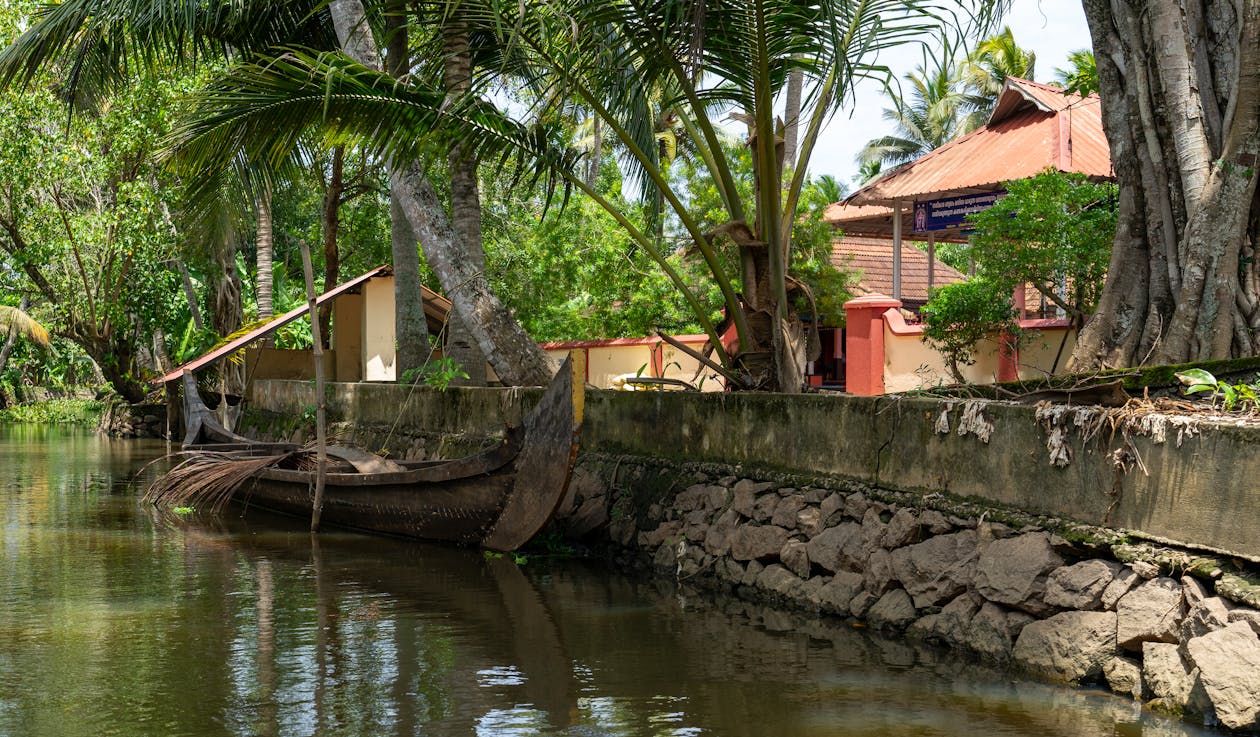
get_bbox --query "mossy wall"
[246,379,1260,561]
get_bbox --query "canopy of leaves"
[966,169,1117,321]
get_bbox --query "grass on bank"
[0,398,105,425]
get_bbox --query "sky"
[808,0,1091,188]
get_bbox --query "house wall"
[362,278,397,381]
[245,347,337,381]
[333,293,365,383]
[543,336,724,391]
[882,312,1078,392]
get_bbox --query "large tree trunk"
[331,0,551,386]
[392,163,554,385]
[1071,0,1260,369]
[384,0,432,376]
[443,14,489,386]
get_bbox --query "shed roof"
[833,236,965,304]
[155,266,451,384]
[845,78,1111,207]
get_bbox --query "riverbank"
[0,397,103,425]
[243,379,1260,732]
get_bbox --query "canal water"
[0,427,1218,737]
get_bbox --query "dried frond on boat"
[145,451,305,513]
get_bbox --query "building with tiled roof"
[833,236,965,311]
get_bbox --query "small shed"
[155,265,451,387]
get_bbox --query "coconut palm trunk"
[443,15,489,386]
[384,0,432,376]
[256,180,275,348]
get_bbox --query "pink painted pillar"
[844,294,902,396]
[998,331,1020,383]
[997,284,1025,383]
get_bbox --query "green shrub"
[920,278,1018,383]
[0,399,105,425]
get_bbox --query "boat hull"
[164,354,585,550]
[234,470,513,545]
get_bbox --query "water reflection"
[0,428,1221,737]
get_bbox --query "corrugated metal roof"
[155,266,452,384]
[845,78,1111,207]
[823,202,970,243]
[833,236,966,304]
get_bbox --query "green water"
[0,426,1217,736]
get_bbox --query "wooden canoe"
[171,356,584,551]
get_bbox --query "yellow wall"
[882,321,1078,392]
[544,341,724,391]
[333,293,364,383]
[362,278,396,381]
[246,347,337,382]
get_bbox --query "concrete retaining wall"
[247,379,1260,562]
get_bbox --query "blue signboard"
[912,190,1006,233]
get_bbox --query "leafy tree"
[0,73,189,401]
[965,170,1117,325]
[920,170,1116,383]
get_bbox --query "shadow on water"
[0,429,1225,737]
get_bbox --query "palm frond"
[0,305,51,346]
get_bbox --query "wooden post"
[299,240,328,533]
[892,201,903,301]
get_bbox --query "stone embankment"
[558,459,1260,732]
[98,399,166,438]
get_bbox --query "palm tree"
[960,26,1035,128]
[857,61,966,171]
[162,0,1011,391]
[5,0,1010,391]
[0,297,51,407]
[1055,49,1098,97]
[0,0,553,386]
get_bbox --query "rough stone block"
[780,539,811,579]
[814,571,864,615]
[1044,559,1122,611]
[805,522,863,573]
[1185,622,1260,730]
[974,532,1064,617]
[965,602,1015,662]
[1104,656,1144,700]
[849,591,877,619]
[866,589,917,631]
[1011,610,1117,684]
[771,495,806,529]
[882,508,920,549]
[863,548,898,597]
[1116,577,1185,651]
[890,530,978,609]
[729,524,791,562]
